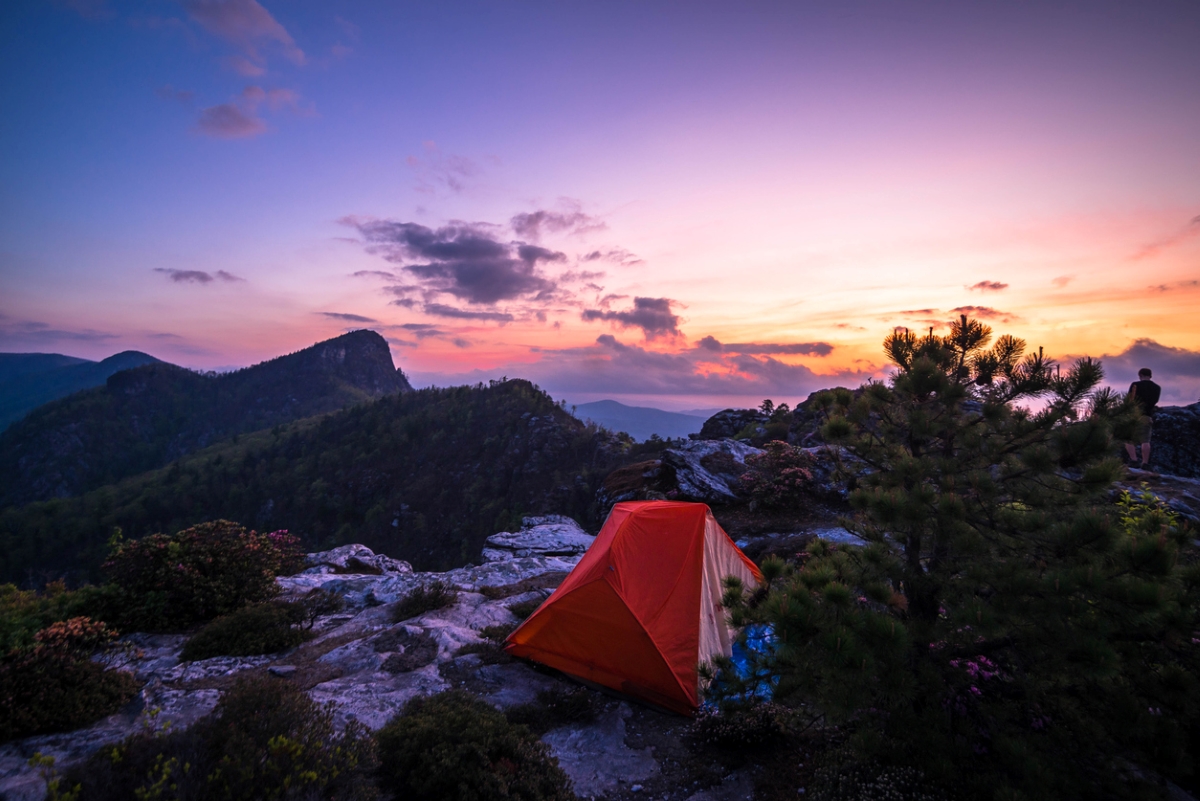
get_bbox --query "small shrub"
[391,582,456,622]
[689,700,792,752]
[0,617,139,742]
[102,521,306,631]
[0,581,114,653]
[480,623,517,642]
[738,441,815,510]
[506,687,598,736]
[181,602,309,661]
[69,675,378,801]
[507,597,544,622]
[376,690,575,801]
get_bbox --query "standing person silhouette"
[1125,368,1162,469]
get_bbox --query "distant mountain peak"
[0,330,415,506]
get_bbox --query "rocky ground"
[0,513,834,801]
[3,433,1197,801]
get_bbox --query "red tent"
[505,501,762,715]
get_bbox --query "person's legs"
[1141,442,1151,467]
[1126,442,1139,462]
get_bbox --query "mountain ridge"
[0,350,162,431]
[571,399,707,441]
[0,330,411,508]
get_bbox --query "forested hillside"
[0,379,625,584]
[0,350,162,431]
[0,330,412,507]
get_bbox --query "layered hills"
[0,350,162,431]
[0,378,624,582]
[0,330,412,508]
[571,399,707,441]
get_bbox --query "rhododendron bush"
[102,520,306,631]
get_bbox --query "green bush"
[507,597,544,622]
[0,617,139,742]
[101,521,305,631]
[181,602,309,661]
[376,690,575,801]
[69,675,378,800]
[391,581,456,623]
[737,440,814,510]
[0,581,113,653]
[505,687,598,736]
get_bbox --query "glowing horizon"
[2,1,1198,410]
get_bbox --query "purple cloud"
[582,297,681,339]
[423,304,514,323]
[318,312,377,323]
[346,219,558,304]
[154,268,244,283]
[698,337,834,356]
[967,280,1008,292]
[511,208,605,240]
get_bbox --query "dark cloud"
[194,103,266,139]
[699,338,835,357]
[1097,339,1200,404]
[423,303,514,323]
[582,297,680,340]
[948,305,1019,322]
[386,337,419,349]
[559,270,605,283]
[398,323,444,339]
[452,338,472,348]
[582,248,643,266]
[511,209,605,240]
[352,270,398,280]
[154,268,244,283]
[516,244,567,265]
[318,312,377,323]
[898,308,937,316]
[1051,275,1074,288]
[345,219,558,305]
[0,320,117,345]
[521,335,875,399]
[967,280,1008,292]
[1149,279,1200,293]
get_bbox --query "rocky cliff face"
[0,331,412,507]
[1147,403,1200,479]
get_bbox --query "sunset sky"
[2,0,1198,409]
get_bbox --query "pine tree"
[718,316,1199,800]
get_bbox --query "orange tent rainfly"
[505,500,763,715]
